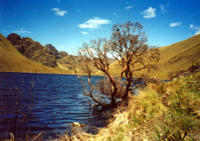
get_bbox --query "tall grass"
[59,71,200,141]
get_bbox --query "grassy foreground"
[60,71,200,141]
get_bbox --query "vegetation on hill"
[59,69,200,141]
[0,34,70,74]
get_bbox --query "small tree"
[75,21,160,108]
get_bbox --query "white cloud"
[81,32,89,35]
[78,17,111,29]
[142,7,156,19]
[190,24,200,35]
[169,22,182,27]
[14,28,31,34]
[51,8,67,16]
[125,6,132,10]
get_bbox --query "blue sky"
[0,0,200,54]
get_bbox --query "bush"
[154,75,200,141]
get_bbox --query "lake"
[0,72,108,140]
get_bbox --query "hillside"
[57,55,81,71]
[7,33,68,68]
[57,55,99,74]
[108,34,200,79]
[154,34,200,79]
[1,33,199,77]
[0,34,70,74]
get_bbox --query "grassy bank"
[3,71,200,141]
[60,71,200,141]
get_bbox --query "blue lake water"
[0,72,108,140]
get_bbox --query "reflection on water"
[0,72,108,140]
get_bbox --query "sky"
[0,0,200,54]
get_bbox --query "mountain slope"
[108,34,200,79]
[1,33,199,77]
[151,34,200,79]
[7,33,66,67]
[0,34,70,74]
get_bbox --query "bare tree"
[75,21,160,108]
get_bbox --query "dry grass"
[59,71,200,141]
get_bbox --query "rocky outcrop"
[45,44,61,59]
[7,33,58,67]
[7,33,21,46]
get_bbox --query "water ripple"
[0,72,108,140]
